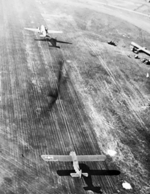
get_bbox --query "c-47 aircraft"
[24,25,63,37]
[130,42,150,55]
[41,151,106,178]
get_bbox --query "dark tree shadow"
[57,163,120,193]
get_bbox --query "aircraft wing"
[41,154,106,162]
[24,28,40,32]
[131,42,141,48]
[48,30,63,34]
[41,155,72,162]
[140,47,150,55]
[77,155,106,161]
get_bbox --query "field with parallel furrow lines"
[0,0,150,193]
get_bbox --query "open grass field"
[0,0,150,193]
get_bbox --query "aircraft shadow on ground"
[34,38,60,48]
[34,38,72,49]
[34,38,47,41]
[57,163,120,193]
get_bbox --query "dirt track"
[0,0,150,194]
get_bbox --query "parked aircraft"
[41,151,106,178]
[24,25,63,37]
[130,42,150,55]
[35,36,72,48]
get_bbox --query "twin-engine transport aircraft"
[130,42,150,55]
[41,151,106,178]
[24,25,63,37]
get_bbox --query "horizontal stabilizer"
[82,172,88,177]
[70,173,80,177]
[70,172,88,178]
[57,169,120,176]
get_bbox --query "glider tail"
[82,172,88,177]
[70,170,88,178]
[70,173,81,178]
[70,169,82,178]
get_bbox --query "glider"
[41,151,106,178]
[130,42,150,55]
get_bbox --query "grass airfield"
[0,0,150,193]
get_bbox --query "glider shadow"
[57,163,120,193]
